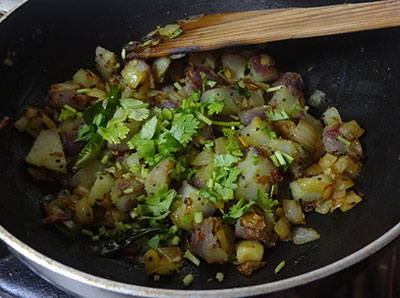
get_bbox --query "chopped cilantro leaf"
[262,126,277,139]
[76,88,91,94]
[147,188,176,216]
[275,260,286,274]
[222,128,243,157]
[270,150,294,171]
[207,97,225,115]
[98,122,130,145]
[213,182,234,200]
[173,82,182,90]
[140,165,149,178]
[74,85,121,169]
[171,156,198,181]
[184,249,201,266]
[64,105,77,113]
[170,28,183,39]
[200,71,207,93]
[270,154,280,167]
[76,124,95,142]
[204,165,241,202]
[120,98,150,121]
[265,85,283,93]
[140,116,158,140]
[257,188,278,217]
[170,156,187,180]
[170,114,199,145]
[212,120,241,127]
[148,234,160,248]
[127,134,155,160]
[200,71,217,93]
[58,107,77,121]
[186,168,198,180]
[196,113,213,125]
[265,109,290,122]
[75,133,106,169]
[337,135,351,146]
[223,167,242,188]
[223,198,254,220]
[199,189,219,203]
[92,113,105,126]
[214,154,239,167]
[157,133,182,156]
[281,151,294,163]
[204,140,214,153]
[208,80,217,88]
[134,187,177,221]
[191,89,201,101]
[275,151,286,165]
[98,108,129,144]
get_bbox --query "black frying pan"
[0,0,399,296]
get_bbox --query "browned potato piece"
[237,260,267,276]
[190,217,235,264]
[143,247,183,275]
[95,46,120,81]
[87,172,115,205]
[236,240,264,264]
[144,158,174,194]
[25,129,67,173]
[235,147,277,201]
[170,182,215,231]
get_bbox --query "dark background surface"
[0,0,399,295]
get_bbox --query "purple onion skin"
[272,72,304,95]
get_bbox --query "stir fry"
[15,46,365,281]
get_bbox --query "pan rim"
[1,0,400,296]
[1,223,399,297]
[0,0,27,22]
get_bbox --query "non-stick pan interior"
[0,0,399,290]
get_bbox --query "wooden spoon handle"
[131,0,400,58]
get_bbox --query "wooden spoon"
[128,0,400,59]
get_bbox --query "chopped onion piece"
[322,107,342,127]
[292,227,320,244]
[178,14,204,24]
[307,90,325,107]
[283,200,305,225]
[159,24,181,36]
[274,217,291,240]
